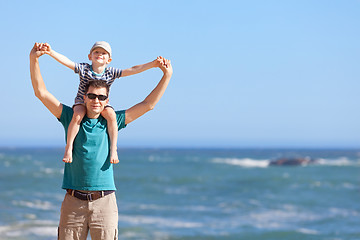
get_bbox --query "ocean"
[0,147,359,240]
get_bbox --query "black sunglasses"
[86,93,108,101]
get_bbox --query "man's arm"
[125,58,172,125]
[121,57,162,77]
[41,43,75,70]
[30,43,63,119]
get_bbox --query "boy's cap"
[90,41,112,57]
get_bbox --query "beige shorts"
[58,192,118,240]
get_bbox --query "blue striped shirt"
[74,63,122,104]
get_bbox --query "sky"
[0,0,359,148]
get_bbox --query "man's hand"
[30,43,46,59]
[30,42,63,119]
[153,56,167,68]
[38,43,52,55]
[159,57,172,76]
[151,57,162,68]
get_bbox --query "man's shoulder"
[115,110,127,130]
[58,104,73,124]
[61,104,73,113]
[115,109,126,116]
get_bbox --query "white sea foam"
[119,215,203,228]
[40,167,63,175]
[247,207,320,229]
[296,228,319,235]
[328,207,360,218]
[120,230,170,240]
[164,186,189,195]
[12,199,55,210]
[134,203,212,213]
[316,157,360,166]
[212,157,360,168]
[5,227,57,237]
[212,158,270,168]
[0,220,58,237]
[137,203,169,210]
[148,155,174,162]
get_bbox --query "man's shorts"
[58,191,118,240]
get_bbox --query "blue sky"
[1,0,359,148]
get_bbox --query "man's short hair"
[84,80,110,96]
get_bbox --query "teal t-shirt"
[58,105,126,191]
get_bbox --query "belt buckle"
[87,193,93,201]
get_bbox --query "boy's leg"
[101,107,119,164]
[64,105,86,163]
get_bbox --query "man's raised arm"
[30,43,63,119]
[125,58,173,125]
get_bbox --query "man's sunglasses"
[86,93,108,101]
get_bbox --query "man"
[29,43,172,240]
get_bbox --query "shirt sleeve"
[74,63,87,75]
[58,105,73,130]
[108,67,122,79]
[115,110,127,131]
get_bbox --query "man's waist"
[66,189,115,201]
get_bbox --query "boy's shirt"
[74,63,122,103]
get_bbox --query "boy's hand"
[153,56,163,68]
[159,57,172,76]
[38,43,52,55]
[157,56,170,68]
[30,43,46,59]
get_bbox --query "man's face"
[84,86,109,116]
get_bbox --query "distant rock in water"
[269,157,316,166]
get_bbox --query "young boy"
[39,41,161,164]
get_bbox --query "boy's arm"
[121,57,162,77]
[125,58,172,125]
[30,43,63,119]
[42,43,75,71]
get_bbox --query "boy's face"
[88,47,112,66]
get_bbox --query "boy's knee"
[72,113,85,124]
[101,107,116,120]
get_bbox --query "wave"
[0,220,58,238]
[119,215,203,228]
[12,200,56,210]
[212,158,270,168]
[212,157,360,168]
[316,157,360,166]
[296,228,320,235]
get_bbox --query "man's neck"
[86,112,101,119]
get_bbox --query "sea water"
[0,148,359,240]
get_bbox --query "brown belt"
[66,189,115,201]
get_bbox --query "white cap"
[89,41,112,57]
